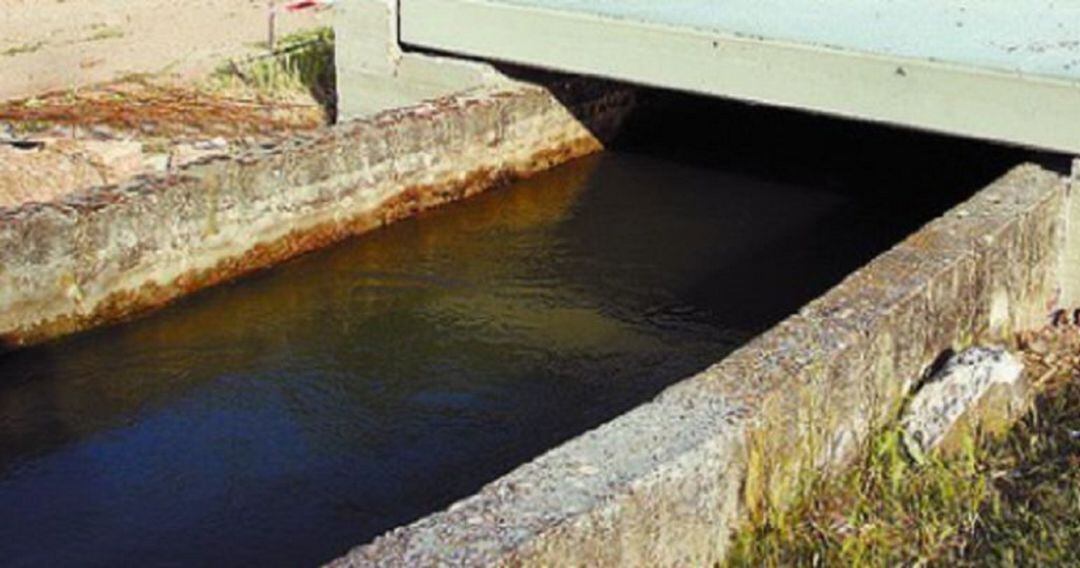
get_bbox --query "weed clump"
[210,27,335,114]
[727,328,1080,566]
[728,429,987,566]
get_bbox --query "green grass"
[965,383,1080,565]
[727,375,1080,567]
[209,27,335,102]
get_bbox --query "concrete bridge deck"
[338,0,1080,153]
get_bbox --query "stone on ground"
[902,346,1028,458]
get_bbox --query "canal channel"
[0,94,1051,566]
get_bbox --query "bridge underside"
[338,0,1080,153]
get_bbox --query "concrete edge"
[335,164,1068,566]
[0,79,637,349]
[1061,159,1080,308]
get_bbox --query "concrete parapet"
[335,0,510,119]
[1060,159,1080,309]
[0,80,636,349]
[333,165,1068,566]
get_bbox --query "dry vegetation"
[0,28,335,142]
[0,28,336,208]
[727,325,1080,566]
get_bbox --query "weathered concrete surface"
[0,79,635,349]
[0,139,145,208]
[1059,159,1080,309]
[901,346,1028,458]
[334,165,1067,566]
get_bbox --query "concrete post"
[334,0,506,120]
[1061,159,1080,311]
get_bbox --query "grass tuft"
[965,379,1080,565]
[728,428,987,567]
[727,345,1080,567]
[209,27,335,105]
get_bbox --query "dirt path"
[0,0,330,102]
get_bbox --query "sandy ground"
[0,80,328,208]
[0,0,332,209]
[0,0,330,102]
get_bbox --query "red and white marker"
[283,0,335,12]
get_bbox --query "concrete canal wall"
[0,79,635,348]
[334,165,1074,566]
[2,8,1077,558]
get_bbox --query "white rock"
[901,346,1024,457]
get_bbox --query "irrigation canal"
[0,95,1052,566]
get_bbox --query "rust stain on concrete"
[0,80,634,350]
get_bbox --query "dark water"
[0,96,1055,567]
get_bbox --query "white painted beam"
[401,0,1080,153]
